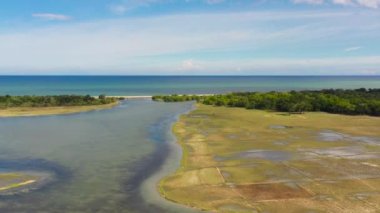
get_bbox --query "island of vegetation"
[153,88,380,116]
[154,88,380,212]
[0,95,121,117]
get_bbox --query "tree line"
[0,95,120,108]
[152,88,380,116]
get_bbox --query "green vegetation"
[160,104,380,212]
[153,88,380,116]
[0,94,119,109]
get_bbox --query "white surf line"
[91,95,152,99]
[109,96,153,99]
[97,94,216,100]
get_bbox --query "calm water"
[0,100,197,213]
[0,76,379,95]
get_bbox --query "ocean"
[0,76,379,95]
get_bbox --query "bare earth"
[0,102,119,117]
[159,104,380,213]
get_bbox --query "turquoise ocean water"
[0,76,379,95]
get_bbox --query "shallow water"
[237,150,292,162]
[0,100,197,212]
[215,150,292,162]
[318,130,380,145]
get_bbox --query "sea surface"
[0,76,379,95]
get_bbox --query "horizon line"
[0,75,379,77]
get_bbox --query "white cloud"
[108,5,129,15]
[360,69,379,75]
[1,11,379,74]
[32,13,71,21]
[292,0,380,8]
[345,46,362,51]
[179,59,202,71]
[109,0,163,14]
[333,0,354,6]
[169,56,380,75]
[206,0,225,4]
[292,0,324,5]
[356,0,380,8]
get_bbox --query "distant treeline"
[153,88,380,116]
[0,95,120,108]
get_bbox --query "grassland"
[0,101,119,117]
[159,104,380,212]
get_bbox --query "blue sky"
[0,0,379,75]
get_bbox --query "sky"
[0,0,379,75]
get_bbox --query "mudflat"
[159,104,380,212]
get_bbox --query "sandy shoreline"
[107,95,153,99]
[107,94,214,99]
[139,102,199,213]
[0,101,119,117]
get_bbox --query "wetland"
[160,104,380,212]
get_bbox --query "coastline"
[0,94,207,118]
[107,95,153,99]
[107,94,213,99]
[0,101,119,117]
[155,104,201,211]
[138,101,199,212]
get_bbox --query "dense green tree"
[153,89,380,116]
[0,95,117,108]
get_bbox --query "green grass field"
[160,104,380,212]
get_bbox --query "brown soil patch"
[236,183,312,201]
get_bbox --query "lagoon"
[0,99,197,212]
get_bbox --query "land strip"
[0,95,120,117]
[0,101,119,117]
